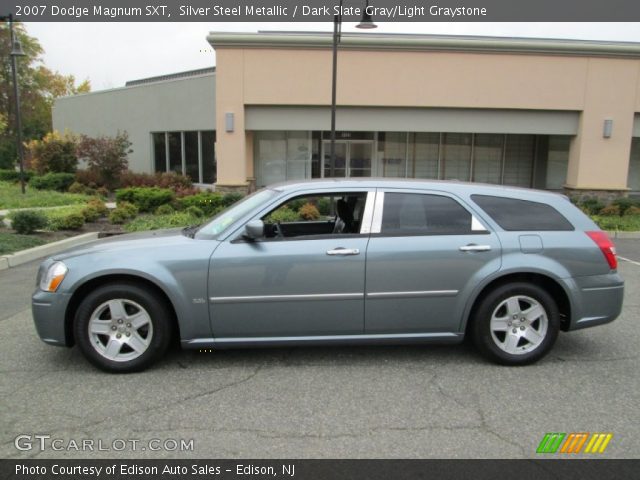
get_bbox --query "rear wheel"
[471,282,559,365]
[74,283,172,373]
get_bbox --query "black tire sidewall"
[472,282,560,366]
[74,283,171,373]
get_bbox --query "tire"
[470,282,559,366]
[74,282,172,373]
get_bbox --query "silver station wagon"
[32,179,624,372]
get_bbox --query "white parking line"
[618,256,640,267]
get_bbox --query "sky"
[24,22,640,91]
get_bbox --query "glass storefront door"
[322,140,373,178]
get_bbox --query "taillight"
[586,231,617,270]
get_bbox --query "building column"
[565,58,638,198]
[214,49,249,193]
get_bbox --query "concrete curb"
[606,231,640,239]
[0,232,99,270]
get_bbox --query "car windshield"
[195,188,278,238]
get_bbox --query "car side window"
[380,193,475,236]
[260,192,368,240]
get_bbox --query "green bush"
[0,169,33,183]
[87,198,109,216]
[266,207,300,223]
[26,131,78,174]
[10,210,48,234]
[299,202,320,220]
[81,206,101,222]
[625,206,640,216]
[611,197,640,215]
[599,205,621,217]
[593,214,640,231]
[222,192,243,206]
[155,204,175,215]
[30,173,76,192]
[177,192,224,215]
[109,201,139,224]
[579,197,605,216]
[49,212,84,231]
[317,197,331,216]
[115,187,174,212]
[185,206,205,218]
[124,212,201,232]
[67,181,86,194]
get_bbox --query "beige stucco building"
[54,32,640,195]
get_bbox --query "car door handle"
[459,244,492,252]
[326,248,360,256]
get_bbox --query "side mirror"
[244,219,264,240]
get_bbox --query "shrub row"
[9,199,109,234]
[30,173,76,192]
[115,187,174,212]
[0,169,34,183]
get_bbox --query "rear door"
[364,189,501,334]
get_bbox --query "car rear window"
[471,195,574,231]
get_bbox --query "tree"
[0,21,90,168]
[25,130,78,174]
[76,132,133,189]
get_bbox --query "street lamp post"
[329,1,376,178]
[1,14,27,194]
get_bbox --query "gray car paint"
[32,179,624,349]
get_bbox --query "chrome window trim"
[210,293,364,304]
[367,290,458,299]
[370,191,385,234]
[359,191,376,234]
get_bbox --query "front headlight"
[40,261,68,292]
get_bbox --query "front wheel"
[471,282,560,366]
[74,283,172,373]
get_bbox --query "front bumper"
[32,289,72,346]
[568,273,624,331]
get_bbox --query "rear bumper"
[32,289,72,347]
[567,273,624,331]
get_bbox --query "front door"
[208,189,373,339]
[322,140,373,178]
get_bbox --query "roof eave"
[206,32,640,58]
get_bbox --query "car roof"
[268,178,568,202]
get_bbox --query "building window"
[201,131,216,184]
[152,130,216,184]
[378,132,406,178]
[473,134,503,184]
[628,137,640,192]
[152,133,166,173]
[184,131,199,182]
[545,136,570,190]
[503,134,535,187]
[409,132,439,179]
[442,133,472,181]
[254,131,311,187]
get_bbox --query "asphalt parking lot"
[1,240,639,459]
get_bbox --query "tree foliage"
[76,132,132,189]
[25,130,78,174]
[0,21,90,168]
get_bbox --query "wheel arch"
[64,274,180,347]
[462,272,573,335]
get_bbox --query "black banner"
[1,460,639,480]
[4,0,640,22]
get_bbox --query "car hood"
[53,228,197,261]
